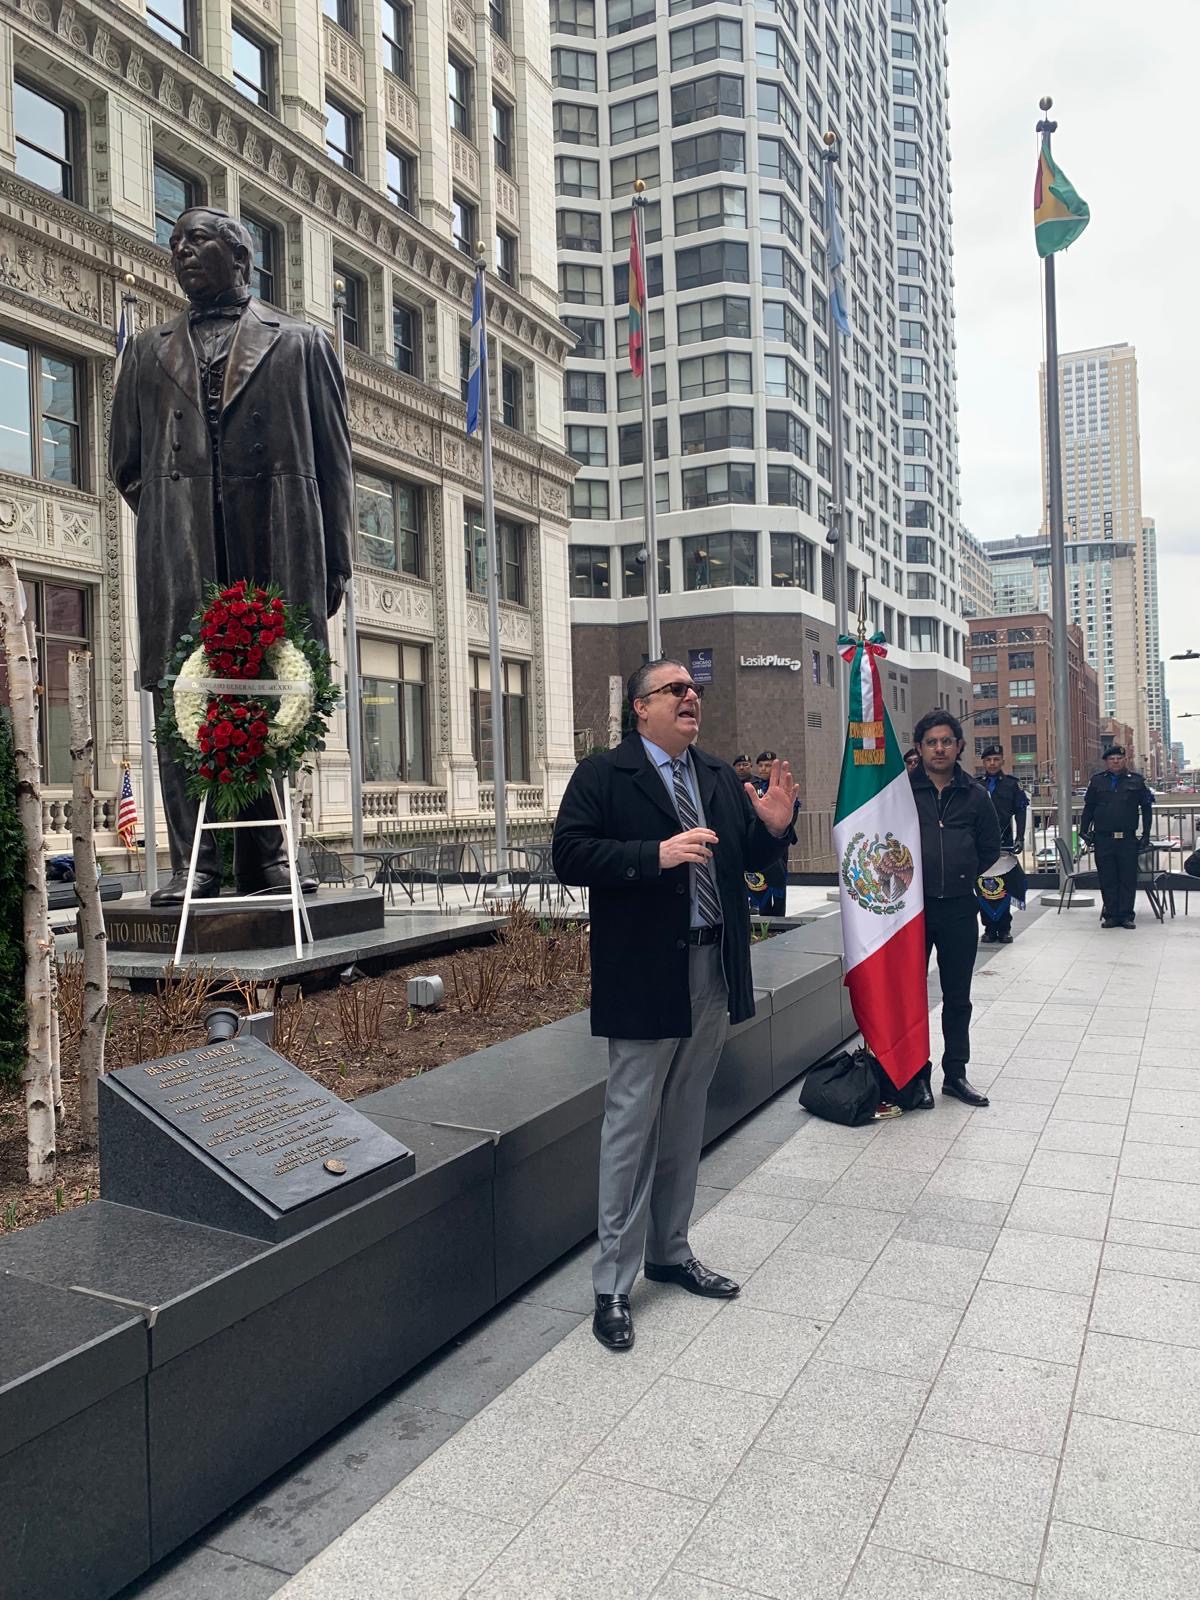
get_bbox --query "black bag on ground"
[798,1047,883,1127]
[1185,849,1200,880]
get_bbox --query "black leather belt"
[688,925,722,946]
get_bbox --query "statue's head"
[169,208,254,304]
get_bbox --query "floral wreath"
[157,580,339,820]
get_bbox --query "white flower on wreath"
[173,640,315,752]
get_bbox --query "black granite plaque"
[99,1038,415,1240]
[97,887,385,954]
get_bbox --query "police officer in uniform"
[977,744,1029,944]
[1080,746,1154,928]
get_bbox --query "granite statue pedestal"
[95,886,385,955]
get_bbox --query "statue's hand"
[326,571,349,617]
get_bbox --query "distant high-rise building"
[958,527,994,619]
[555,0,970,803]
[1039,342,1163,771]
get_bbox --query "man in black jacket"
[1080,746,1154,928]
[903,709,1003,1111]
[553,659,796,1352]
[977,744,1029,944]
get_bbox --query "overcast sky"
[947,0,1200,763]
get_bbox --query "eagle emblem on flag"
[840,831,915,915]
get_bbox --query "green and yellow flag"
[1034,137,1090,257]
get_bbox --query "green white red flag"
[833,633,929,1089]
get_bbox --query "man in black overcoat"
[553,658,796,1352]
[110,208,353,903]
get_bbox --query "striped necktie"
[670,758,721,926]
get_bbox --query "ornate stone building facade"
[0,0,575,850]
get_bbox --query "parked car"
[1036,844,1059,869]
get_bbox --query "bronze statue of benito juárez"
[110,208,354,905]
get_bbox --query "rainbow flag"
[1034,137,1090,258]
[627,218,645,378]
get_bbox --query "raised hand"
[660,827,718,870]
[745,759,797,837]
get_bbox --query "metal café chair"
[306,842,370,890]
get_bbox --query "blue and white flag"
[823,159,852,339]
[466,271,487,437]
[115,299,131,381]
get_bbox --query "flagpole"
[475,246,510,886]
[120,274,160,899]
[1037,98,1075,861]
[633,183,661,661]
[332,279,365,877]
[822,134,850,732]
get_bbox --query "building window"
[972,654,997,673]
[911,617,939,652]
[153,159,198,251]
[335,265,364,347]
[392,301,420,376]
[674,185,747,237]
[610,93,659,145]
[555,157,600,199]
[564,372,606,413]
[771,533,814,588]
[232,21,273,110]
[1008,679,1036,698]
[1008,650,1035,671]
[323,0,355,29]
[681,463,755,508]
[242,212,278,304]
[360,640,427,783]
[448,55,474,137]
[680,406,753,455]
[671,73,743,125]
[683,532,757,590]
[677,296,750,345]
[557,209,602,253]
[386,145,415,213]
[501,363,522,429]
[566,425,607,465]
[0,337,83,487]
[0,580,91,786]
[551,0,596,35]
[325,97,359,173]
[675,240,749,289]
[615,306,664,359]
[489,0,508,38]
[381,0,412,78]
[611,201,661,251]
[678,351,751,400]
[459,337,471,402]
[617,418,668,464]
[621,541,670,595]
[14,80,75,200]
[571,480,610,520]
[617,366,665,411]
[492,99,514,173]
[669,17,742,68]
[146,0,193,53]
[767,466,812,510]
[355,470,423,575]
[495,229,516,286]
[554,103,599,145]
[452,194,477,256]
[571,545,611,596]
[558,263,603,304]
[470,656,529,783]
[607,0,654,33]
[464,510,526,604]
[552,48,599,92]
[608,38,657,88]
[611,148,661,193]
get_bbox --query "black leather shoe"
[1101,917,1118,928]
[981,928,997,944]
[592,1294,634,1351]
[239,865,319,895]
[1122,915,1136,929]
[910,1079,936,1111]
[943,1077,990,1108]
[998,932,1014,944]
[150,871,222,906]
[644,1257,740,1298]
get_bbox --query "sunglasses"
[640,680,704,702]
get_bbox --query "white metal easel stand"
[174,779,313,964]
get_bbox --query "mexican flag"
[834,634,930,1089]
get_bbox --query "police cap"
[1103,745,1126,758]
[980,743,1004,759]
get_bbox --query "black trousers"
[903,896,978,1100]
[980,906,1012,938]
[1095,834,1139,920]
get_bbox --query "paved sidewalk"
[255,904,1200,1599]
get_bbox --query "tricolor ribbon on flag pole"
[833,630,930,1090]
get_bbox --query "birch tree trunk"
[70,650,107,1143]
[0,557,55,1183]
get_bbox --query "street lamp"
[1170,650,1200,661]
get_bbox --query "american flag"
[117,761,139,850]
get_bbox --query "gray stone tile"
[585,1375,777,1502]
[1107,1216,1200,1254]
[819,1293,961,1382]
[125,1547,288,1600]
[1056,1410,1200,1550]
[923,1158,1023,1205]
[967,1101,1052,1132]
[469,1470,704,1600]
[1113,1175,1200,1229]
[273,1492,514,1600]
[822,1166,932,1212]
[1038,1119,1126,1156]
[733,1169,837,1205]
[779,1202,904,1263]
[950,1127,1040,1165]
[1126,1111,1200,1149]
[1038,1518,1200,1600]
[517,1242,596,1315]
[698,1142,788,1190]
[687,1206,797,1280]
[1050,1094,1130,1126]
[1023,1148,1118,1194]
[848,1137,955,1174]
[957,1281,1089,1365]
[843,1546,1032,1600]
[921,1345,1075,1455]
[1006,1184,1111,1240]
[759,1144,861,1182]
[741,1247,869,1320]
[1132,1089,1200,1119]
[669,1303,827,1398]
[897,1211,1004,1252]
[1141,1065,1200,1095]
[756,1359,927,1476]
[1121,1142,1200,1184]
[993,1078,1063,1107]
[998,1057,1071,1083]
[1078,1330,1200,1435]
[984,1228,1102,1297]
[717,1184,816,1225]
[678,1449,885,1600]
[859,1237,987,1310]
[1090,1268,1200,1348]
[653,1575,764,1600]
[207,1399,464,1574]
[398,1302,583,1420]
[872,1429,1056,1584]
[1060,1071,1136,1099]
[691,1184,726,1220]
[1103,1241,1200,1283]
